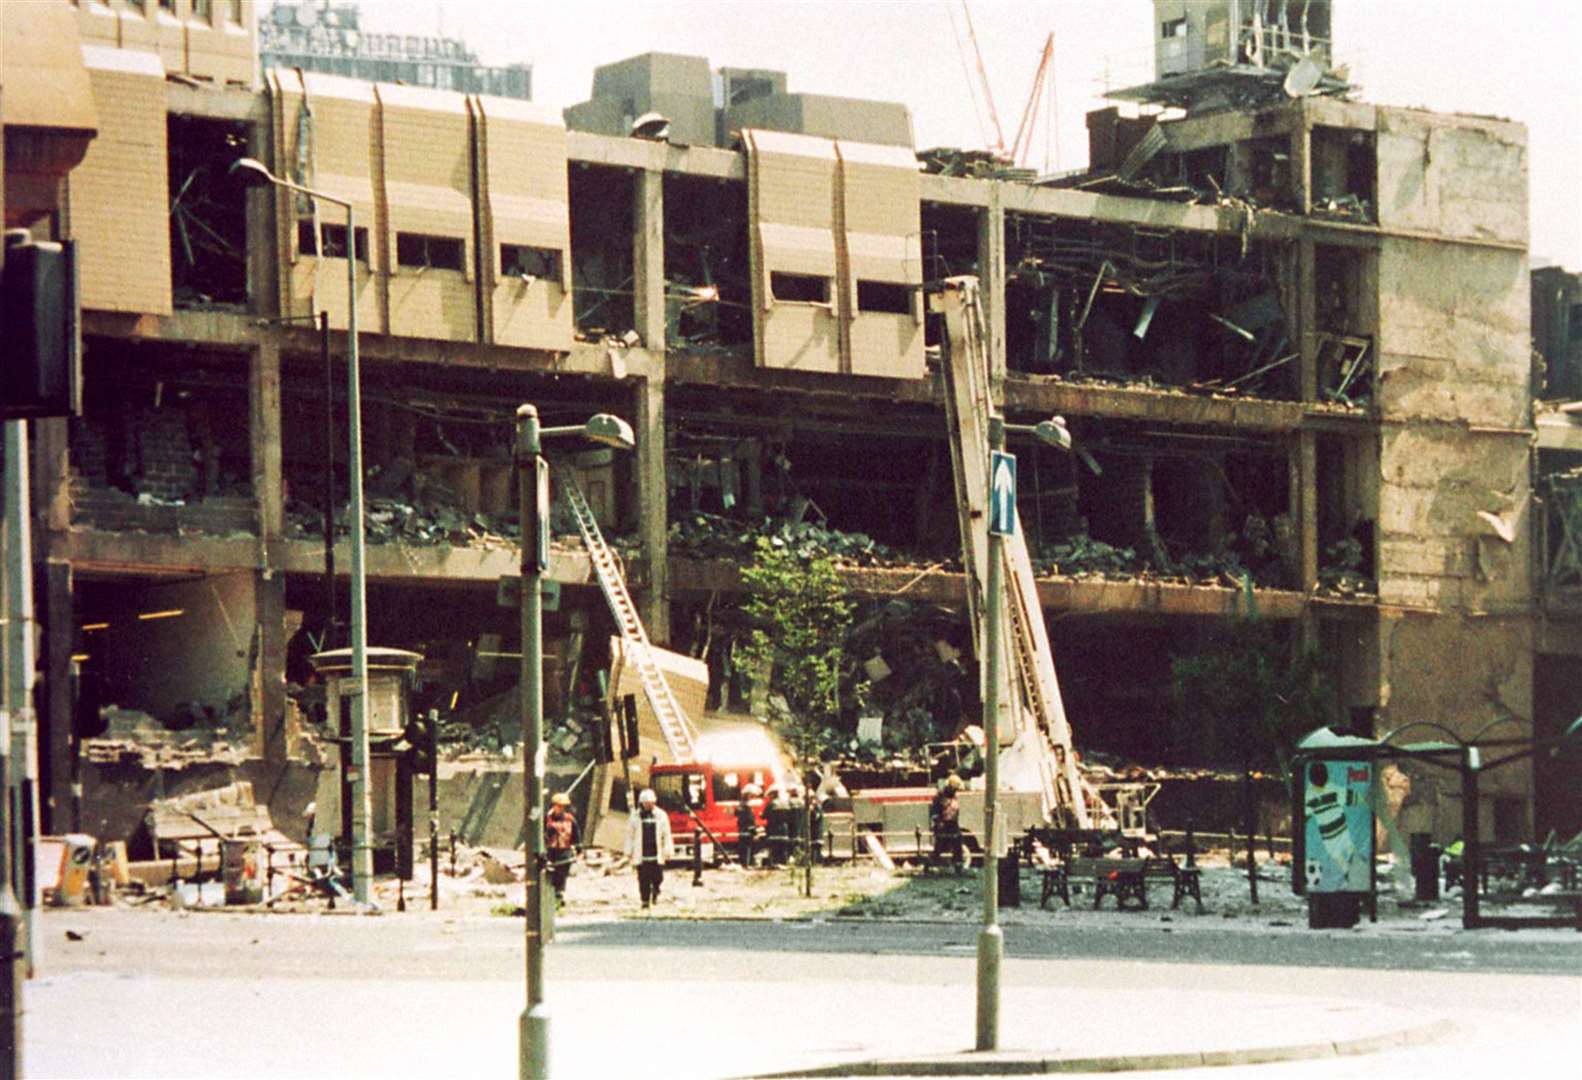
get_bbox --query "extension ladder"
[562,472,699,764]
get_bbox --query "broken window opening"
[1003,215,1296,398]
[1540,453,1582,602]
[1241,136,1296,210]
[396,232,465,272]
[569,163,635,337]
[500,243,562,283]
[1316,433,1376,597]
[770,272,831,304]
[856,280,912,315]
[1311,126,1376,222]
[921,201,980,350]
[1162,17,1187,38]
[168,115,249,308]
[298,219,370,262]
[1314,245,1375,404]
[663,174,751,350]
[70,342,255,535]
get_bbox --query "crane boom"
[935,276,1099,828]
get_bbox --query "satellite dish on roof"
[631,112,671,141]
[1283,54,1323,97]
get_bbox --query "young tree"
[1171,614,1337,903]
[736,537,860,896]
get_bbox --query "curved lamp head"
[229,156,278,188]
[1033,416,1071,452]
[583,414,635,451]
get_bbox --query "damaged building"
[0,0,1568,852]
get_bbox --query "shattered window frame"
[500,243,563,284]
[395,232,466,273]
[770,271,831,305]
[297,219,370,263]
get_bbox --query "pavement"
[24,904,1564,1079]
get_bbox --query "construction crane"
[935,277,1156,833]
[950,4,1057,168]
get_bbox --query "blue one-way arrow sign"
[989,451,1016,536]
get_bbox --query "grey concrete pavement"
[19,908,1581,1079]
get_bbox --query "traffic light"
[620,694,640,761]
[403,714,436,775]
[1,234,80,420]
[591,704,616,765]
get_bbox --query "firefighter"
[931,775,964,871]
[765,786,793,866]
[735,784,761,868]
[625,788,674,909]
[545,792,580,904]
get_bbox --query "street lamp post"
[514,405,633,1080]
[977,413,1070,1053]
[230,158,373,904]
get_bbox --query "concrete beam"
[82,308,661,380]
[1533,412,1582,451]
[567,130,743,181]
[165,81,268,123]
[1161,104,1303,153]
[60,529,595,588]
[666,556,1365,622]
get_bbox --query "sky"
[331,1,1582,268]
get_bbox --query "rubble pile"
[1317,537,1377,598]
[669,513,911,567]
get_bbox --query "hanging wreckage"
[577,277,1155,862]
[937,276,1156,834]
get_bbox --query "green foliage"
[736,537,861,762]
[1170,618,1337,768]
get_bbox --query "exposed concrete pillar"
[1290,430,1319,596]
[255,570,289,763]
[248,337,288,762]
[634,375,669,645]
[249,339,284,545]
[43,561,73,833]
[1292,105,1313,215]
[632,168,666,351]
[246,112,279,318]
[977,184,1007,386]
[1296,238,1318,402]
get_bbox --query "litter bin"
[997,843,1021,908]
[1409,832,1441,902]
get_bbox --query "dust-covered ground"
[297,844,1563,936]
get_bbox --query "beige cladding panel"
[378,84,476,342]
[184,3,255,87]
[69,48,171,316]
[745,128,841,372]
[273,70,383,333]
[115,4,157,53]
[75,0,121,47]
[837,139,924,379]
[475,95,574,351]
